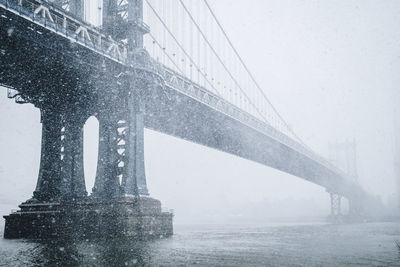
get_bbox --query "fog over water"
[1,223,400,266]
[1,0,400,225]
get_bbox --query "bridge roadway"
[0,0,368,205]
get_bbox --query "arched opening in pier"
[84,116,99,194]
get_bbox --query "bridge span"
[0,0,381,238]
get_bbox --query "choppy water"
[0,222,399,266]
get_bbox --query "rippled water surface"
[0,222,399,266]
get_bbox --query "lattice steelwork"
[102,0,148,48]
[51,0,70,11]
[116,119,128,186]
[330,193,342,216]
[49,0,84,18]
[116,0,128,20]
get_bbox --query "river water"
[0,222,399,266]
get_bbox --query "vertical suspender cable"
[181,2,186,76]
[203,0,306,146]
[178,0,269,124]
[203,3,207,88]
[197,1,201,84]
[189,1,193,80]
[145,0,221,96]
[162,0,166,65]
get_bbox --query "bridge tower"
[328,139,358,182]
[3,0,172,239]
[394,89,400,211]
[328,140,360,221]
[90,0,151,198]
[25,0,151,201]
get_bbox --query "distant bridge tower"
[395,136,400,210]
[394,92,400,210]
[328,139,359,220]
[328,139,358,182]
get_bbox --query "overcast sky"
[1,0,399,223]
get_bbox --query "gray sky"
[1,0,399,223]
[205,0,400,198]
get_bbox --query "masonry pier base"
[3,197,173,239]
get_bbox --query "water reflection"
[19,238,154,266]
[2,223,399,266]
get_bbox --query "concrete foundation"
[3,197,173,239]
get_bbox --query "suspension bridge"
[0,0,380,238]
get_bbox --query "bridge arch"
[83,115,100,195]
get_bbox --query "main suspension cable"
[203,0,307,145]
